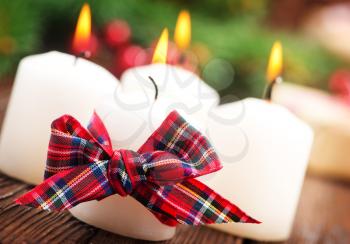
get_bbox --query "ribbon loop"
[141,151,197,186]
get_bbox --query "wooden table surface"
[0,83,349,244]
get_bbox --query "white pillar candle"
[0,51,117,184]
[0,52,180,241]
[70,89,209,241]
[200,98,314,241]
[0,13,177,241]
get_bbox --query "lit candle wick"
[74,51,92,65]
[264,41,283,101]
[263,76,283,100]
[72,3,92,63]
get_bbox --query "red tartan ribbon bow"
[16,111,259,226]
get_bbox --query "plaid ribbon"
[16,110,259,226]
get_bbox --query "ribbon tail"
[131,182,178,226]
[132,178,260,226]
[16,160,114,211]
[176,178,260,225]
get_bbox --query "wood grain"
[287,177,350,244]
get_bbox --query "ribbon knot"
[16,110,259,226]
[107,149,140,197]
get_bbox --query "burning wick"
[73,3,92,64]
[263,41,283,100]
[74,51,92,65]
[148,76,159,101]
[178,53,186,64]
[263,76,283,100]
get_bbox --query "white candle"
[70,88,209,241]
[0,51,117,184]
[71,27,219,238]
[68,27,219,237]
[121,28,219,111]
[0,9,177,241]
[200,42,313,240]
[0,52,177,241]
[200,98,313,241]
[69,28,224,240]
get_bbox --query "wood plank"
[0,175,96,244]
[0,173,243,244]
[2,172,350,243]
[287,176,350,244]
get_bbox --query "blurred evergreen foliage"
[0,0,346,98]
[0,0,42,78]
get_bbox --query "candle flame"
[266,41,283,82]
[73,3,91,52]
[174,10,191,50]
[152,28,169,64]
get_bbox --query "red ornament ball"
[105,20,131,48]
[114,45,148,77]
[330,69,350,96]
[329,69,350,105]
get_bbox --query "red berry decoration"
[329,69,350,105]
[105,20,131,48]
[114,45,148,77]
